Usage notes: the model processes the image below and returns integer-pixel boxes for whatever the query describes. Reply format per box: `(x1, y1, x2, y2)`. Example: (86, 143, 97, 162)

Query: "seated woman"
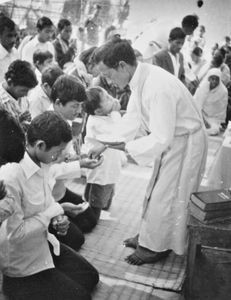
(194, 68, 228, 135)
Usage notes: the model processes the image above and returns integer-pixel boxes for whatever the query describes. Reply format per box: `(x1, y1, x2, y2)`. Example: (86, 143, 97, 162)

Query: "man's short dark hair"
(94, 38, 136, 68)
(33, 50, 53, 65)
(50, 74, 87, 105)
(27, 111, 72, 150)
(169, 27, 186, 41)
(0, 15, 16, 35)
(57, 18, 71, 31)
(83, 87, 102, 115)
(41, 64, 63, 87)
(37, 16, 53, 31)
(0, 108, 25, 165)
(181, 15, 199, 31)
(5, 60, 38, 88)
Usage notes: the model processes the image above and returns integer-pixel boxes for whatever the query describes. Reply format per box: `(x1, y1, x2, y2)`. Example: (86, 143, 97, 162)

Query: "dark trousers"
(2, 243, 99, 300)
(50, 189, 97, 251)
(60, 188, 97, 233)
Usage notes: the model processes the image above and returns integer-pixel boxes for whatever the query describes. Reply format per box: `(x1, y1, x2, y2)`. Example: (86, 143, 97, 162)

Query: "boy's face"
(55, 100, 83, 121)
(60, 25, 72, 42)
(38, 26, 54, 42)
(95, 89, 114, 116)
(37, 141, 67, 164)
(169, 38, 185, 55)
(0, 26, 17, 51)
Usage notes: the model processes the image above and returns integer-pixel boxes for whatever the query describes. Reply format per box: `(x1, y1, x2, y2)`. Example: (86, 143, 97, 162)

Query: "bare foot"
(125, 245, 171, 265)
(123, 234, 139, 249)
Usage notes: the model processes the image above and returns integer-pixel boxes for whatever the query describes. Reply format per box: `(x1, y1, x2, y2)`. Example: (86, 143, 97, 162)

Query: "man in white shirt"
(21, 16, 55, 65)
(152, 27, 186, 83)
(0, 15, 19, 82)
(91, 38, 207, 265)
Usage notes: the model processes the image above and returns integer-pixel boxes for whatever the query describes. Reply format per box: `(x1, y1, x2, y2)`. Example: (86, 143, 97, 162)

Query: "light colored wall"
(126, 0, 231, 52)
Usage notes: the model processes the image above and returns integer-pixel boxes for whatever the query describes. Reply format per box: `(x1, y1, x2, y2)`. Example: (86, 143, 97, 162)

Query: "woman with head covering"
(194, 68, 228, 135)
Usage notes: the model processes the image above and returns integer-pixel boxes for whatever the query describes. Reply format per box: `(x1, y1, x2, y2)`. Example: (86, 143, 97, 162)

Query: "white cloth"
(0, 44, 19, 82)
(28, 84, 51, 119)
(132, 19, 179, 62)
(0, 152, 81, 277)
(21, 35, 55, 65)
(194, 68, 228, 134)
(84, 111, 123, 185)
(113, 63, 207, 254)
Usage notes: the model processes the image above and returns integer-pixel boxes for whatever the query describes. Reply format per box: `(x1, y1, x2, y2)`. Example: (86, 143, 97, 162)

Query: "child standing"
(83, 86, 124, 221)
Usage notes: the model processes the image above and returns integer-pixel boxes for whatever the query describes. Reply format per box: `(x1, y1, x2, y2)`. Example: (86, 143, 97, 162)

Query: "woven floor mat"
(92, 275, 154, 300)
(79, 165, 186, 292)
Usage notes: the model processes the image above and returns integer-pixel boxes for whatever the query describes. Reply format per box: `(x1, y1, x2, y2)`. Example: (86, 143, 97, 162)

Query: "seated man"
(0, 60, 37, 129)
(152, 27, 186, 83)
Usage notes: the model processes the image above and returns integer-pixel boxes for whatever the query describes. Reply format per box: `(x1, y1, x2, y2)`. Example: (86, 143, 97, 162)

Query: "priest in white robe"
(91, 38, 208, 265)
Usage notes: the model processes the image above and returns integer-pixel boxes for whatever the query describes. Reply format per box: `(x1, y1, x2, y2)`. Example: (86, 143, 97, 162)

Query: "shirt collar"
(129, 62, 141, 90)
(20, 152, 40, 179)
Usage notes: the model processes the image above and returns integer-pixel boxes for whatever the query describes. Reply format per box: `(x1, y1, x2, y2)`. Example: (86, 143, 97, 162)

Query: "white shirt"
(28, 84, 51, 119)
(0, 44, 19, 82)
(84, 111, 123, 185)
(21, 35, 55, 65)
(168, 52, 180, 77)
(0, 152, 81, 277)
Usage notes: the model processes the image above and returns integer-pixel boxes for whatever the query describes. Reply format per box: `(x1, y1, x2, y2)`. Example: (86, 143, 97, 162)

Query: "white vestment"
(114, 63, 208, 255)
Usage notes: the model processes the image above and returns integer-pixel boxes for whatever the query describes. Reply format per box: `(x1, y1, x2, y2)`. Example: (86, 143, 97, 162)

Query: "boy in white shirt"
(28, 64, 63, 119)
(32, 49, 53, 83)
(0, 111, 100, 299)
(50, 75, 99, 238)
(83, 86, 124, 221)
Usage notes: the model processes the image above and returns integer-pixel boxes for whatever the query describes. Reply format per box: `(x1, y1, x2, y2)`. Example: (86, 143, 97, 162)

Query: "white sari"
(194, 68, 228, 135)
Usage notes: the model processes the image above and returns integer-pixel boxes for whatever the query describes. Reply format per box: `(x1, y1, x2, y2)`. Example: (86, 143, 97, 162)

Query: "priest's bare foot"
(123, 234, 139, 249)
(125, 245, 171, 265)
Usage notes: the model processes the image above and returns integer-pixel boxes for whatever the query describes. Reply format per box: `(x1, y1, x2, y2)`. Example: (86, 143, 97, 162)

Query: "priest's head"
(94, 37, 137, 89)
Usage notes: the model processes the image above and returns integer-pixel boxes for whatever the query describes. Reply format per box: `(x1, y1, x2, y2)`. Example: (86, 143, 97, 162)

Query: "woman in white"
(90, 38, 208, 265)
(194, 68, 228, 135)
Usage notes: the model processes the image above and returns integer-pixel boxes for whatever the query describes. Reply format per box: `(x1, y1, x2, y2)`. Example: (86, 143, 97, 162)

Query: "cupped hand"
(51, 214, 70, 235)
